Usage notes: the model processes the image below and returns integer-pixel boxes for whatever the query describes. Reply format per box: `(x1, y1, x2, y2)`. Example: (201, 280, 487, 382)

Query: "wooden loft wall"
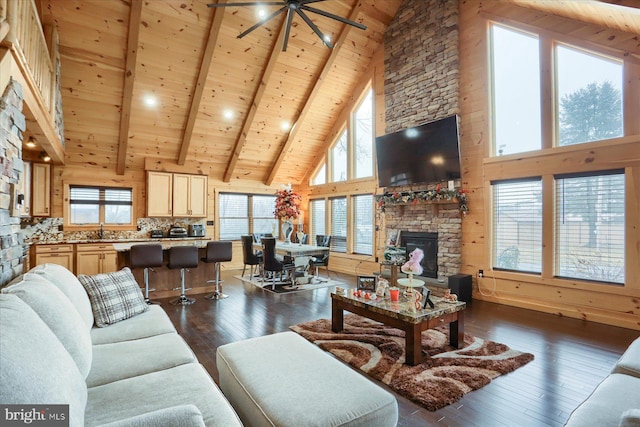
(459, 1, 640, 330)
(0, 0, 64, 163)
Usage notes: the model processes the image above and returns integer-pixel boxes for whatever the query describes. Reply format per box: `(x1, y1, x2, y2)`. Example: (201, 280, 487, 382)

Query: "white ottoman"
(216, 331, 398, 427)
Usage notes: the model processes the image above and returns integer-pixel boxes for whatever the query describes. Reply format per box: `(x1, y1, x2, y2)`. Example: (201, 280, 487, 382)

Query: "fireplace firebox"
(400, 231, 438, 278)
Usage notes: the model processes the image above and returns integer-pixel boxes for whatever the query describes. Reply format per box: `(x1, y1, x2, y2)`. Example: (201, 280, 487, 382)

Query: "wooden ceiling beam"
(177, 1, 226, 165)
(222, 17, 287, 182)
(115, 0, 142, 175)
(265, 2, 365, 186)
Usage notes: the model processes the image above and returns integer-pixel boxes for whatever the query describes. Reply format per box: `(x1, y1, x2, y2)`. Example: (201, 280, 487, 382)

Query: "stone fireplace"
(381, 193, 462, 278)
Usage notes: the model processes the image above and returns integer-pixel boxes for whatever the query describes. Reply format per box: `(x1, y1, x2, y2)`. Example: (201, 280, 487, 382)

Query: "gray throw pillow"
(78, 267, 148, 328)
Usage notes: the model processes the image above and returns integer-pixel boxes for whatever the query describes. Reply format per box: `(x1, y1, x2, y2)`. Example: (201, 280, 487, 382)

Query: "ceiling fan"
(207, 0, 367, 52)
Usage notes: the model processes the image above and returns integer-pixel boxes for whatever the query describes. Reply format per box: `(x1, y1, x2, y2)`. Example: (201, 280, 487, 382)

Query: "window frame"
(63, 182, 137, 230)
(485, 18, 632, 290)
(217, 192, 278, 241)
(310, 83, 375, 187)
(489, 22, 626, 156)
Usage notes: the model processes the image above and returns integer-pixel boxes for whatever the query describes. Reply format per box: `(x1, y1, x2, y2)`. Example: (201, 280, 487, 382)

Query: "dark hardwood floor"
(159, 269, 639, 427)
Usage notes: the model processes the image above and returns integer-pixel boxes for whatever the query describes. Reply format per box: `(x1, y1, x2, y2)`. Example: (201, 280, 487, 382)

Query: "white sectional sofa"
(1, 263, 399, 427)
(0, 263, 242, 427)
(565, 336, 640, 426)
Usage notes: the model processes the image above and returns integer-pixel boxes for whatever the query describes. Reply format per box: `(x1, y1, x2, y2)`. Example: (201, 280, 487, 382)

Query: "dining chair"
(261, 237, 296, 290)
(241, 235, 263, 278)
(309, 235, 331, 279)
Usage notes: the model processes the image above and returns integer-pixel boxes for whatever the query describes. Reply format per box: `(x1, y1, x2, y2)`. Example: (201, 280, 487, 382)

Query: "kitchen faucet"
(98, 223, 104, 240)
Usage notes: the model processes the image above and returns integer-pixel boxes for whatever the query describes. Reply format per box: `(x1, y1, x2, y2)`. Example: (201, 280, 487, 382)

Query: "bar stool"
(129, 244, 164, 305)
(201, 241, 232, 300)
(168, 246, 199, 305)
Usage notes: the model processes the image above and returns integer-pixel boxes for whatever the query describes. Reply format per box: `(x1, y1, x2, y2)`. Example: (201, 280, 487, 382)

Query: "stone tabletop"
(331, 291, 466, 324)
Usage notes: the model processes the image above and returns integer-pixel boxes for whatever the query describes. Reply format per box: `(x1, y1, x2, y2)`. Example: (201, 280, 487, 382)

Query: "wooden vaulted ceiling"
(42, 0, 403, 185)
(39, 0, 640, 187)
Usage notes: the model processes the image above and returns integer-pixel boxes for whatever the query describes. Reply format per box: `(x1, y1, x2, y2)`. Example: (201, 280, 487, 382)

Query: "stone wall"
(381, 0, 462, 277)
(0, 79, 26, 286)
(384, 0, 459, 133)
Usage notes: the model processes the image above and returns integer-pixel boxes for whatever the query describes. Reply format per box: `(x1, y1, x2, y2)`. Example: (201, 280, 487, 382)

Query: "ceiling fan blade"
(301, 5, 367, 30)
(237, 6, 286, 39)
(207, 2, 283, 7)
(299, 0, 329, 4)
(281, 8, 295, 52)
(295, 9, 333, 49)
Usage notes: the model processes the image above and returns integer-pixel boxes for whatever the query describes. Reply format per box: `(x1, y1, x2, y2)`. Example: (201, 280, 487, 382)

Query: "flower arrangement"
(274, 183, 302, 220)
(374, 184, 469, 214)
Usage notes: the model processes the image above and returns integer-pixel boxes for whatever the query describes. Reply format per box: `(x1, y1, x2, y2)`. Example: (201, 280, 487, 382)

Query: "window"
(353, 194, 373, 255)
(219, 194, 248, 240)
(310, 199, 326, 242)
(557, 45, 623, 146)
(330, 197, 347, 253)
(312, 163, 326, 186)
(252, 195, 279, 236)
(354, 90, 374, 179)
(555, 171, 624, 284)
(69, 186, 132, 225)
(218, 193, 278, 241)
(331, 130, 348, 182)
(491, 25, 541, 155)
(492, 179, 542, 273)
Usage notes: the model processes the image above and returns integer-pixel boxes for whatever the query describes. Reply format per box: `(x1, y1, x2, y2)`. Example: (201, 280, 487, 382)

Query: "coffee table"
(331, 291, 466, 366)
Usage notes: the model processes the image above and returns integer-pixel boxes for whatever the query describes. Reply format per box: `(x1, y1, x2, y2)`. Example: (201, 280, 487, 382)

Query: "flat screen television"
(375, 115, 461, 188)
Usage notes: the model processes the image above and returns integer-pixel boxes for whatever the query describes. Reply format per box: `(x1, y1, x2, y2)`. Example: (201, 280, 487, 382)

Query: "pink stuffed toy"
(401, 248, 424, 276)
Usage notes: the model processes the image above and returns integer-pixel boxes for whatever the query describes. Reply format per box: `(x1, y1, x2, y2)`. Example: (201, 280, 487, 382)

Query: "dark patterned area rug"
(290, 314, 534, 411)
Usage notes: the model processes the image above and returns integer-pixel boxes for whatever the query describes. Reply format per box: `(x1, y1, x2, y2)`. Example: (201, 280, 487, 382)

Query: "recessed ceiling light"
(258, 8, 266, 19)
(280, 121, 290, 131)
(144, 95, 157, 107)
(223, 109, 234, 120)
(323, 35, 331, 44)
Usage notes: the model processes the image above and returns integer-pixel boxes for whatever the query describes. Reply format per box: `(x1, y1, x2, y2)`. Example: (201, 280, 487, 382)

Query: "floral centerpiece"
(274, 183, 301, 220)
(274, 184, 301, 244)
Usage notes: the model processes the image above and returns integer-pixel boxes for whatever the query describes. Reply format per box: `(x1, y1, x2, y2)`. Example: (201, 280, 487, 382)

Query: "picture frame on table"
(420, 287, 435, 309)
(356, 275, 377, 292)
(385, 229, 401, 247)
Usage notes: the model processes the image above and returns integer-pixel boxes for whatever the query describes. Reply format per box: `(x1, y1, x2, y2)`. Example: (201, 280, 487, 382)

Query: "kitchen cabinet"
(173, 173, 207, 217)
(33, 244, 74, 271)
(147, 172, 173, 217)
(31, 162, 51, 217)
(18, 161, 31, 217)
(76, 243, 118, 276)
(147, 172, 207, 218)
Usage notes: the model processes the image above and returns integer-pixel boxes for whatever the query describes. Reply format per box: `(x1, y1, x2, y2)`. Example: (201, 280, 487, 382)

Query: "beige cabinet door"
(76, 252, 102, 276)
(147, 172, 172, 217)
(102, 250, 118, 273)
(33, 244, 74, 271)
(32, 163, 51, 216)
(19, 161, 31, 217)
(188, 174, 207, 217)
(172, 174, 190, 217)
(76, 244, 118, 275)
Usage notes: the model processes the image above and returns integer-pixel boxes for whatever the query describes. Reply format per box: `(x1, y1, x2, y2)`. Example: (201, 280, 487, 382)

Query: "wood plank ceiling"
(42, 0, 402, 185)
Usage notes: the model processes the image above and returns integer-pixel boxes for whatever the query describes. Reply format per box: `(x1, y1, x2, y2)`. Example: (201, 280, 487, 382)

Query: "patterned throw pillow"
(78, 267, 148, 328)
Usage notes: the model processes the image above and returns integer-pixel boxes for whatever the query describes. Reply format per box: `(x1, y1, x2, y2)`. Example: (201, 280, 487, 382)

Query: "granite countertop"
(112, 238, 212, 251)
(33, 237, 211, 247)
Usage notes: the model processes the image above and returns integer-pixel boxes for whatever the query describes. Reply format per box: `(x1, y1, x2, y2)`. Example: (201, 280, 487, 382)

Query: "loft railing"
(3, 0, 55, 118)
(0, 0, 9, 42)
